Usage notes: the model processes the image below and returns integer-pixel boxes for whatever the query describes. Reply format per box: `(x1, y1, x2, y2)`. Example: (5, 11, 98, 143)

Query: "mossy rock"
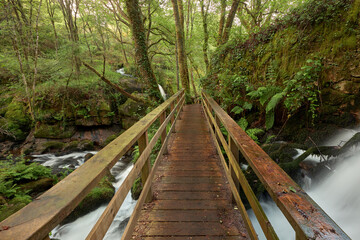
(131, 177, 142, 200)
(0, 195, 32, 222)
(63, 173, 115, 223)
(78, 140, 95, 150)
(34, 124, 75, 139)
(63, 141, 80, 152)
(41, 141, 65, 153)
(118, 98, 145, 117)
(19, 178, 54, 197)
(102, 132, 124, 147)
(1, 100, 31, 140)
(122, 118, 137, 129)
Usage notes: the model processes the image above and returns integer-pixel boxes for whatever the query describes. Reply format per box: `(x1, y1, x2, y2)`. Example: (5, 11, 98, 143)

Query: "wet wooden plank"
(138, 210, 221, 222)
(139, 222, 241, 236)
(203, 93, 351, 240)
(158, 176, 223, 184)
(136, 237, 245, 240)
(157, 164, 220, 171)
(0, 91, 185, 240)
(159, 161, 219, 168)
(157, 170, 222, 177)
(155, 191, 227, 200)
(131, 104, 249, 240)
(154, 183, 225, 191)
(150, 200, 231, 210)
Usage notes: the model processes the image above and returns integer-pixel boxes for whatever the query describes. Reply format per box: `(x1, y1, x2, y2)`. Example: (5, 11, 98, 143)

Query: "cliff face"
(203, 0, 360, 144)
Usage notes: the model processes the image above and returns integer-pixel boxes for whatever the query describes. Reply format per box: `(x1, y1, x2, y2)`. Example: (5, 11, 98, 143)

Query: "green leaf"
(266, 92, 285, 113)
(243, 102, 253, 110)
(237, 118, 248, 130)
(231, 106, 244, 115)
(265, 110, 275, 130)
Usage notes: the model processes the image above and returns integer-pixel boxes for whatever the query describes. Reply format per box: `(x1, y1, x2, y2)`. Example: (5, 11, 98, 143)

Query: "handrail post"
(138, 131, 152, 202)
(215, 115, 221, 144)
(229, 135, 240, 203)
(170, 102, 176, 133)
(160, 111, 167, 153)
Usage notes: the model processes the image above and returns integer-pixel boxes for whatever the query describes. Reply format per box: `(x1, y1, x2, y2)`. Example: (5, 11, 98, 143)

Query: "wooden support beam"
(202, 92, 351, 240)
(0, 90, 184, 240)
(138, 131, 152, 203)
(229, 134, 240, 203)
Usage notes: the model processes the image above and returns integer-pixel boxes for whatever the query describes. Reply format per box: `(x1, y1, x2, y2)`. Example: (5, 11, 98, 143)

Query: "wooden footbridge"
(0, 90, 351, 240)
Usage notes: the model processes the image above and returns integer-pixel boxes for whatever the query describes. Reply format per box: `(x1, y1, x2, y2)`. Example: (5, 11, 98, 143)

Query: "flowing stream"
(249, 128, 360, 239)
(32, 152, 136, 239)
(32, 130, 360, 239)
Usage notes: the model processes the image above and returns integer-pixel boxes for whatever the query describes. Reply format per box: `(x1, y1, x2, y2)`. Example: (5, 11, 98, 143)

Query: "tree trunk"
(171, 0, 190, 95)
(217, 0, 226, 46)
(200, 0, 210, 73)
(125, 0, 160, 99)
(221, 0, 240, 45)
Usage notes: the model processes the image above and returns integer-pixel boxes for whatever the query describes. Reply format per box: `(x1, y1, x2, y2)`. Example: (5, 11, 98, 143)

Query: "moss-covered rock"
(0, 195, 32, 222)
(64, 172, 115, 223)
(122, 118, 137, 129)
(131, 177, 142, 200)
(19, 178, 54, 197)
(34, 123, 75, 139)
(41, 141, 65, 153)
(118, 98, 145, 118)
(1, 100, 31, 140)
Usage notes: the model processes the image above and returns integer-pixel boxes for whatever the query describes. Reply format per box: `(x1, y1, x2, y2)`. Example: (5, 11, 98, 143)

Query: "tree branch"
(83, 62, 147, 104)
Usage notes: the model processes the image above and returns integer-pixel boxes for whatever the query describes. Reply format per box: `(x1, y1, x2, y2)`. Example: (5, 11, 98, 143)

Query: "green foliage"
(237, 118, 248, 130)
(284, 58, 322, 121)
(1, 155, 53, 184)
(246, 128, 265, 144)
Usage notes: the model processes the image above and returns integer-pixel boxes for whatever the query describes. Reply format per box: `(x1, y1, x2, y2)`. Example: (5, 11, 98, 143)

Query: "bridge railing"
(201, 92, 350, 240)
(0, 89, 185, 240)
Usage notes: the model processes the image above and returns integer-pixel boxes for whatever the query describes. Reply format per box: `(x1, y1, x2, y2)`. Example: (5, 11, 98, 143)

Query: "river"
(32, 128, 360, 239)
(33, 152, 136, 239)
(248, 128, 360, 239)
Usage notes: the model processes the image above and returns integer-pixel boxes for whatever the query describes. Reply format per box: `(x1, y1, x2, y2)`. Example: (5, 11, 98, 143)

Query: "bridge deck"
(132, 104, 250, 239)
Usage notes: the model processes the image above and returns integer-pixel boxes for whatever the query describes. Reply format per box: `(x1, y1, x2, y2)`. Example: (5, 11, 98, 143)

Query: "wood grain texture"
(202, 92, 351, 240)
(131, 104, 249, 239)
(0, 91, 184, 240)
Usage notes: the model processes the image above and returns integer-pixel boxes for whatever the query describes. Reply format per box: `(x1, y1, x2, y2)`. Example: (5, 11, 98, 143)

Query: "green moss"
(342, 35, 357, 49)
(63, 141, 80, 151)
(64, 174, 115, 223)
(34, 124, 75, 139)
(347, 0, 360, 23)
(78, 140, 95, 150)
(131, 177, 142, 200)
(0, 195, 32, 221)
(42, 141, 65, 153)
(1, 100, 31, 140)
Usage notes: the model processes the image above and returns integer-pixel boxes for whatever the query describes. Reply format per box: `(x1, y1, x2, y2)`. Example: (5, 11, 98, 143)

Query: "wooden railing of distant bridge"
(0, 89, 350, 240)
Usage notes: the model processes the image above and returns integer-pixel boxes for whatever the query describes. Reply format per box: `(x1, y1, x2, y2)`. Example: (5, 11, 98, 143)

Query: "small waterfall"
(116, 67, 132, 77)
(32, 152, 136, 239)
(248, 129, 360, 239)
(158, 84, 167, 100)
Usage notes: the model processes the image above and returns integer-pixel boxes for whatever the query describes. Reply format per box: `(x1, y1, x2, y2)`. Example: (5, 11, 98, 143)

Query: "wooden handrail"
(0, 90, 185, 240)
(201, 92, 350, 240)
(201, 95, 277, 240)
(87, 93, 185, 239)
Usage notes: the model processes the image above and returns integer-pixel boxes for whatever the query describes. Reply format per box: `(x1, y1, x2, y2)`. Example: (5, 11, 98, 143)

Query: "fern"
(231, 106, 244, 115)
(243, 102, 253, 110)
(237, 118, 248, 130)
(246, 128, 264, 144)
(266, 92, 285, 113)
(265, 110, 275, 130)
